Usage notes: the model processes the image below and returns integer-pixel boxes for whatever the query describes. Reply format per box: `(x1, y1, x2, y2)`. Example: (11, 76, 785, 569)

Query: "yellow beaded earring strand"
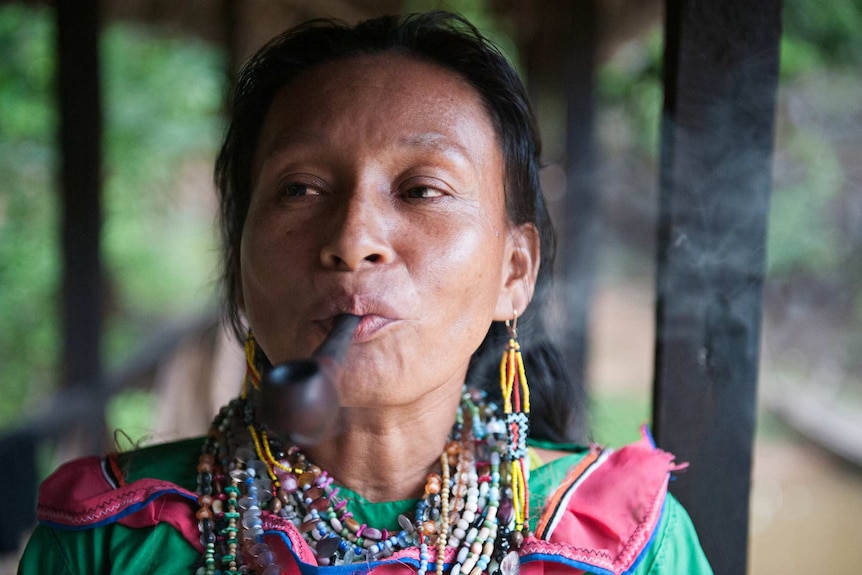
(500, 311, 531, 534)
(243, 329, 262, 397)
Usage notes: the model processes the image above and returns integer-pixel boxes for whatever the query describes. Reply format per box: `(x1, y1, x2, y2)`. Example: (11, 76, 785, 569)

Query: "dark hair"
(215, 11, 584, 443)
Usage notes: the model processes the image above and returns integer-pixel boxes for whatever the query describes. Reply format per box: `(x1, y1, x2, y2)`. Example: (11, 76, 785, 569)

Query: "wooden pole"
(57, 0, 105, 454)
(653, 1, 782, 573)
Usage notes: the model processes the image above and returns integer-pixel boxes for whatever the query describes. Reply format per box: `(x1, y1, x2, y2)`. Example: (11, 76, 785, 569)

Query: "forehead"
(253, 53, 501, 167)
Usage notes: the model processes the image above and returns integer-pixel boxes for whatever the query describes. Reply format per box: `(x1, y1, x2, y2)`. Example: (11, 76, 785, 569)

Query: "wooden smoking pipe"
(257, 314, 360, 446)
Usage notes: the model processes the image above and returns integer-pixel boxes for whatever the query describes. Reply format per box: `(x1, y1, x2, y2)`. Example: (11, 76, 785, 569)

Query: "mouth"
(352, 314, 397, 341)
(312, 295, 400, 343)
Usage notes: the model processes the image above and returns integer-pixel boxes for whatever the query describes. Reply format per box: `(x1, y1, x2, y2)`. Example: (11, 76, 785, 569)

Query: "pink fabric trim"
(263, 514, 466, 574)
(36, 455, 203, 552)
(263, 514, 317, 565)
(537, 433, 674, 574)
(258, 523, 595, 574)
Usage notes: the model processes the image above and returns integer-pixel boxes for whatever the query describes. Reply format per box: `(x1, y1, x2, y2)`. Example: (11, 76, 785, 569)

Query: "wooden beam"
(653, 1, 782, 573)
(57, 0, 105, 454)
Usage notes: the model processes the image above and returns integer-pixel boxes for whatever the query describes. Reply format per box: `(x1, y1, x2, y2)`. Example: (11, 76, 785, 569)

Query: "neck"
(300, 383, 463, 502)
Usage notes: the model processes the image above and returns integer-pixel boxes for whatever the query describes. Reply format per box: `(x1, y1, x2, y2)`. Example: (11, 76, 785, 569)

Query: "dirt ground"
(749, 435, 862, 574)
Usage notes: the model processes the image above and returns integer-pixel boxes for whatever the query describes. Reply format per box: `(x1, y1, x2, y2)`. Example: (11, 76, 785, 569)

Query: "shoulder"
(523, 432, 711, 574)
(20, 438, 206, 574)
(115, 436, 205, 487)
(37, 436, 204, 525)
(18, 520, 200, 575)
(634, 493, 713, 574)
(27, 437, 205, 572)
(533, 436, 674, 544)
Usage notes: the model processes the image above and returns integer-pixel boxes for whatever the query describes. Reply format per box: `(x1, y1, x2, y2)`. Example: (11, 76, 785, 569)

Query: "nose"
(319, 193, 394, 270)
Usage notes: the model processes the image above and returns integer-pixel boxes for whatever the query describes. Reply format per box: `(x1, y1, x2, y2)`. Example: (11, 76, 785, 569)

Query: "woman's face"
(241, 53, 535, 408)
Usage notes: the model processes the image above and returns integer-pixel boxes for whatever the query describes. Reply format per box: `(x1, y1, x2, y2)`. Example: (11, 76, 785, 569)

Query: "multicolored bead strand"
(436, 450, 451, 575)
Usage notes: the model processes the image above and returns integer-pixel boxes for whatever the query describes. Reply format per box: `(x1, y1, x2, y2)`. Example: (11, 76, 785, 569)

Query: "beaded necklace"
(195, 388, 527, 575)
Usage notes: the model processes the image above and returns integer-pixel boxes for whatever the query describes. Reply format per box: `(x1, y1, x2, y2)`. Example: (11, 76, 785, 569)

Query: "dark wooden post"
(653, 1, 782, 573)
(57, 0, 105, 454)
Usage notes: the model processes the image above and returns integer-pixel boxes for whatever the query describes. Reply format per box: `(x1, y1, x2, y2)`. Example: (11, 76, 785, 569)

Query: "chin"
(335, 380, 422, 410)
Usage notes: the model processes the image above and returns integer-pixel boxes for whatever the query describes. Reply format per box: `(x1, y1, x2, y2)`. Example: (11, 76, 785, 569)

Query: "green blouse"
(18, 437, 713, 574)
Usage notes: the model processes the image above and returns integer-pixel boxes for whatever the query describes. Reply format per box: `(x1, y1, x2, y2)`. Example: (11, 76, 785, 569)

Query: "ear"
(493, 223, 540, 321)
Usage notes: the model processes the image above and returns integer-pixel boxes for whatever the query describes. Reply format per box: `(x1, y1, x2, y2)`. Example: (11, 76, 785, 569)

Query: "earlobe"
(493, 223, 540, 321)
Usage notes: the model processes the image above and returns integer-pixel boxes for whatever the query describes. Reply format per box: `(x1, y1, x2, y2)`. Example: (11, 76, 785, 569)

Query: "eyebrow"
(260, 131, 323, 161)
(261, 131, 472, 164)
(396, 133, 471, 161)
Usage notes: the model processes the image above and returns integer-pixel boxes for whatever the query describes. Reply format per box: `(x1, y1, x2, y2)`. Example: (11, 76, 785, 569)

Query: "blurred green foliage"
(766, 115, 846, 275)
(0, 6, 60, 422)
(0, 5, 224, 424)
(99, 21, 225, 363)
(589, 391, 650, 448)
(781, 0, 862, 75)
(767, 0, 862, 280)
(107, 389, 158, 448)
(596, 1, 862, 284)
(597, 28, 664, 158)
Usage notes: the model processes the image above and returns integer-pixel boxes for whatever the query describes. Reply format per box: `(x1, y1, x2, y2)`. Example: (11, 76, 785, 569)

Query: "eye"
(404, 185, 444, 199)
(280, 182, 321, 198)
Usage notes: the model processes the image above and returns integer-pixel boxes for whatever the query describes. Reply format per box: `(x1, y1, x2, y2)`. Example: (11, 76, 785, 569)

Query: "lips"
(351, 314, 396, 341)
(312, 293, 401, 342)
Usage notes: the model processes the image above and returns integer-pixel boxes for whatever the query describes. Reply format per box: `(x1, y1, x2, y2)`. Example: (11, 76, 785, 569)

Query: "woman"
(19, 12, 712, 575)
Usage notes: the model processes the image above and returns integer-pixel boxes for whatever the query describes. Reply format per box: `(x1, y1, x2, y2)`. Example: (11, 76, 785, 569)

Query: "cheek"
(418, 223, 506, 314)
(241, 217, 273, 293)
(240, 212, 304, 309)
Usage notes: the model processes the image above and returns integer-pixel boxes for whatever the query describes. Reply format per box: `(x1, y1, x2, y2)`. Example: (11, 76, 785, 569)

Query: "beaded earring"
(243, 329, 264, 395)
(499, 311, 530, 535)
(242, 330, 285, 492)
